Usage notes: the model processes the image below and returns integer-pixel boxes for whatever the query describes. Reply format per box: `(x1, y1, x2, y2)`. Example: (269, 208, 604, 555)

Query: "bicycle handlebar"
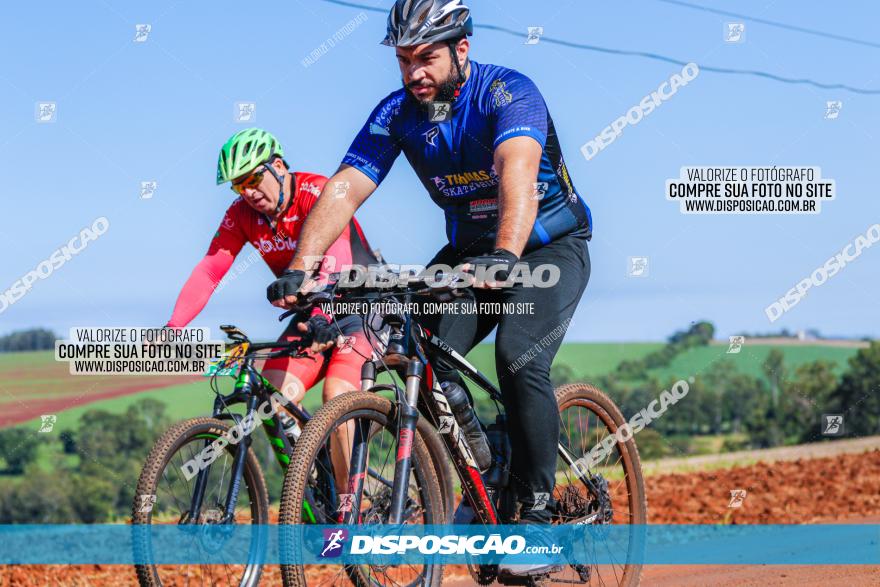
(277, 271, 473, 322)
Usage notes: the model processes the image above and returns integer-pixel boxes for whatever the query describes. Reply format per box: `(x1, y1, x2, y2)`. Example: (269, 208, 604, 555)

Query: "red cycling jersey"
(167, 171, 375, 328)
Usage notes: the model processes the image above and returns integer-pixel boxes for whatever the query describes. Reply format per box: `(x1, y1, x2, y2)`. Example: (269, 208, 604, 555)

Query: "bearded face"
(396, 40, 467, 109)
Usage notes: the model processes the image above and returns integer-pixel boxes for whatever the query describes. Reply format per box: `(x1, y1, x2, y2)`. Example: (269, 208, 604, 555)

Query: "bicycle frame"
(184, 332, 393, 526)
(184, 341, 314, 525)
(340, 306, 599, 527)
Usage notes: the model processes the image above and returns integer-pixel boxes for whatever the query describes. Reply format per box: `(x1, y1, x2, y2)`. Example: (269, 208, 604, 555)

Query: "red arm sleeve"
(166, 207, 246, 328)
(166, 251, 236, 328)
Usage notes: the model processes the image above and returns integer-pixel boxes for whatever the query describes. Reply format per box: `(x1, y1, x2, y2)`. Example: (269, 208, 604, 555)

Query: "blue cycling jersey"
(342, 61, 592, 254)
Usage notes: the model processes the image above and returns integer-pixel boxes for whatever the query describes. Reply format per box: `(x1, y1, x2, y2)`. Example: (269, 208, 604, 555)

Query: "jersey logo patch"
(369, 123, 391, 136)
(370, 94, 404, 136)
(469, 198, 498, 215)
(300, 182, 322, 196)
(423, 126, 440, 147)
(490, 79, 513, 107)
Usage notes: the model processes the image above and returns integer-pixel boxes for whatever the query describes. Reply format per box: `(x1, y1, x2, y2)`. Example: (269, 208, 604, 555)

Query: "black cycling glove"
(267, 269, 306, 303)
(462, 248, 520, 283)
(304, 314, 337, 345)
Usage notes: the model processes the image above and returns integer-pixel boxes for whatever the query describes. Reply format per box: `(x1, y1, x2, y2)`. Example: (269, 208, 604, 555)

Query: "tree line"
(0, 400, 284, 523)
(0, 328, 56, 352)
(552, 322, 880, 459)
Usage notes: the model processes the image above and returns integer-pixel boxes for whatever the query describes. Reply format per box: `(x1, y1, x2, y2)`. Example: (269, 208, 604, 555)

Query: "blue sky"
(1, 0, 878, 342)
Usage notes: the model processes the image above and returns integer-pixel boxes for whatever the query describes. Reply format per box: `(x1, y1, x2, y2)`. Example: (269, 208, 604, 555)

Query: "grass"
(1, 343, 663, 428)
(644, 344, 858, 383)
(465, 342, 663, 386)
(13, 380, 209, 432)
(0, 341, 861, 434)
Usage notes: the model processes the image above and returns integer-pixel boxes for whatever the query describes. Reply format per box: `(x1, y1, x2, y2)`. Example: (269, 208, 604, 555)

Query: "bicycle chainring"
(468, 562, 498, 585)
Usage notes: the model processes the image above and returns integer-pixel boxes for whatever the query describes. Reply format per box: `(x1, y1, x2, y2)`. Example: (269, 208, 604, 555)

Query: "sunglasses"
(230, 169, 266, 194)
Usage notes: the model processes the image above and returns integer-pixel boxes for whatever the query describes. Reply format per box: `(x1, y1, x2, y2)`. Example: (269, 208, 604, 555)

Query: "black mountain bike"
(279, 275, 647, 587)
(131, 323, 452, 587)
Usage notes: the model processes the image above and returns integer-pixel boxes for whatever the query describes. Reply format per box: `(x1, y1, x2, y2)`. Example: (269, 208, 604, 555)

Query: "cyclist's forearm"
(167, 251, 234, 327)
(291, 166, 375, 272)
(494, 137, 541, 256)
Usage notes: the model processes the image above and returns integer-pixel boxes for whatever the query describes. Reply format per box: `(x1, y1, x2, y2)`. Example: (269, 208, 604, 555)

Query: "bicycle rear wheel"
(132, 417, 269, 587)
(550, 383, 647, 587)
(279, 392, 444, 587)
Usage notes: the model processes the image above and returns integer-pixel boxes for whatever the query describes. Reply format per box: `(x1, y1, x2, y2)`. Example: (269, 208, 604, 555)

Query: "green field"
(1, 341, 860, 433)
(644, 343, 859, 383)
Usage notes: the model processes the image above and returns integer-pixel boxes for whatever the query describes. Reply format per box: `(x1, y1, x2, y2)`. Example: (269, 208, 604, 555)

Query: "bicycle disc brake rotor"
(197, 508, 234, 553)
(556, 473, 613, 525)
(361, 486, 392, 524)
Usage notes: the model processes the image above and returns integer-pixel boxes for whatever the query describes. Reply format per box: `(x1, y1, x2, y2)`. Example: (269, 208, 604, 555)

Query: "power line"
(656, 0, 880, 50)
(318, 0, 880, 95)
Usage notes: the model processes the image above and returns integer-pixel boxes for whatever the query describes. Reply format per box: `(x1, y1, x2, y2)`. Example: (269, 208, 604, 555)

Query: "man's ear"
(456, 38, 470, 68)
(273, 156, 290, 174)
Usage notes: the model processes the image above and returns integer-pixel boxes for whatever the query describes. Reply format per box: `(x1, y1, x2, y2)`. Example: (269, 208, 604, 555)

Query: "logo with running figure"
(727, 336, 745, 354)
(724, 22, 745, 43)
(530, 492, 550, 511)
(429, 101, 451, 122)
(140, 180, 158, 200)
(525, 26, 544, 45)
(320, 528, 348, 558)
(38, 415, 57, 433)
(824, 101, 843, 120)
(821, 414, 844, 436)
(627, 256, 649, 277)
(134, 24, 151, 42)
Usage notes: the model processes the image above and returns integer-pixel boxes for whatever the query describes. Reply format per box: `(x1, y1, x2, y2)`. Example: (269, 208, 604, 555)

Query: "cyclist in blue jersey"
(268, 0, 592, 575)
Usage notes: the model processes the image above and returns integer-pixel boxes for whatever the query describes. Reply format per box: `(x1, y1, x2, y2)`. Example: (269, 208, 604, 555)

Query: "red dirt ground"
(0, 356, 199, 428)
(0, 380, 199, 428)
(1, 449, 878, 586)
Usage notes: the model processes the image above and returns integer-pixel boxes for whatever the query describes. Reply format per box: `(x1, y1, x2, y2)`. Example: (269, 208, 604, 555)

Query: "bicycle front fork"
(341, 360, 423, 524)
(387, 361, 424, 524)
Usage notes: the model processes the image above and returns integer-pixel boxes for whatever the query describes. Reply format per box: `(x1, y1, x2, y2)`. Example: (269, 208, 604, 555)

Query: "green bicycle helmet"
(216, 128, 284, 184)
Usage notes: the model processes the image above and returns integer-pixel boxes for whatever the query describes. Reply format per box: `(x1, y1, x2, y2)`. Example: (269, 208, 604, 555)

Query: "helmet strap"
(262, 161, 289, 223)
(448, 41, 468, 99)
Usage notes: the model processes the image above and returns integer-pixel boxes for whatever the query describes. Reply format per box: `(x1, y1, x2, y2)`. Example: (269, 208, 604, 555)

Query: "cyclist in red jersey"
(166, 128, 377, 425)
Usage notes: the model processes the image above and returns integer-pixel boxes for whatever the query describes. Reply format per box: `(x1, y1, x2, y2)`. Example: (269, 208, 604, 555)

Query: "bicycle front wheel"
(279, 392, 444, 587)
(132, 417, 269, 587)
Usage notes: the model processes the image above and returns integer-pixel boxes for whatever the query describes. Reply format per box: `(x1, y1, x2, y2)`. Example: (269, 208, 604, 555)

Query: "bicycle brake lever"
(277, 291, 335, 322)
(278, 308, 301, 322)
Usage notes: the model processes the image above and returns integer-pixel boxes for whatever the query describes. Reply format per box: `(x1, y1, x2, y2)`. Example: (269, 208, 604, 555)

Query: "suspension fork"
(186, 400, 232, 522)
(387, 360, 423, 524)
(222, 394, 259, 521)
(340, 416, 371, 524)
(183, 393, 259, 524)
(360, 360, 377, 391)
